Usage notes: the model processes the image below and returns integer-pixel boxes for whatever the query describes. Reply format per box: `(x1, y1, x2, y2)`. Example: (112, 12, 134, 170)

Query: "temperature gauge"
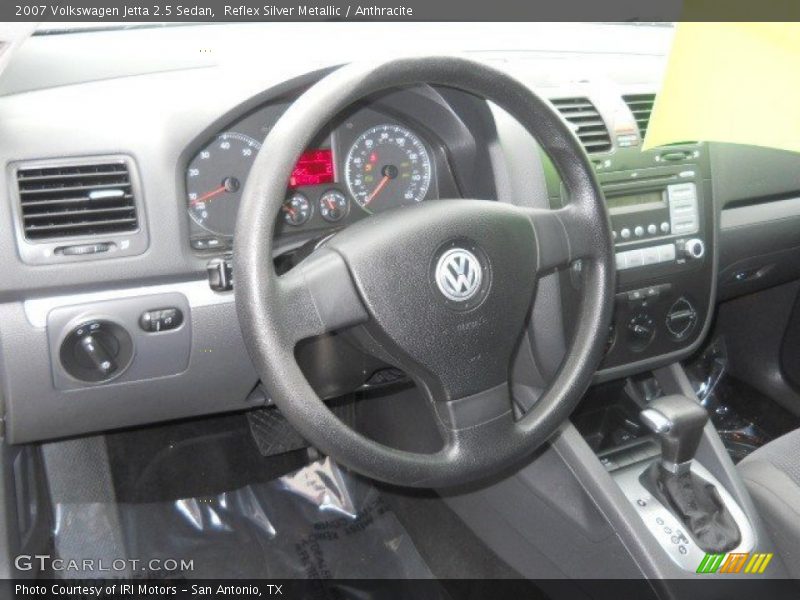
(282, 193, 311, 226)
(319, 190, 349, 223)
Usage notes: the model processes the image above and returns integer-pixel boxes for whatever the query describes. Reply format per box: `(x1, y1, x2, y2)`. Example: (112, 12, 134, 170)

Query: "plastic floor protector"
(51, 457, 434, 579)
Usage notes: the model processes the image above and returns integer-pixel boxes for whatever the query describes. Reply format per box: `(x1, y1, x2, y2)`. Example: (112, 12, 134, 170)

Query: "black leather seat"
(738, 428, 800, 577)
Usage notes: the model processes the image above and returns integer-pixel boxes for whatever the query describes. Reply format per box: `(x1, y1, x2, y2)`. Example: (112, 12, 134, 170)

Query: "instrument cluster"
(185, 102, 440, 252)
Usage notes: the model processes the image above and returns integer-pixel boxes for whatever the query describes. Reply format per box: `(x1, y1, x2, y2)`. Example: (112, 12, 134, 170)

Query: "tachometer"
(186, 132, 261, 237)
(344, 124, 432, 213)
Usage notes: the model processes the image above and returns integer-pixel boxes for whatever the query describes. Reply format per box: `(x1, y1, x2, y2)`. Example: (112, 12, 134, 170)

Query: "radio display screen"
(607, 191, 666, 214)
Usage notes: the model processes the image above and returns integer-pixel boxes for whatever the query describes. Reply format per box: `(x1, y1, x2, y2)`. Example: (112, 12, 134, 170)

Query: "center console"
(602, 148, 715, 378)
(549, 143, 716, 379)
(600, 152, 714, 376)
(605, 391, 755, 571)
(444, 365, 786, 588)
(600, 150, 714, 372)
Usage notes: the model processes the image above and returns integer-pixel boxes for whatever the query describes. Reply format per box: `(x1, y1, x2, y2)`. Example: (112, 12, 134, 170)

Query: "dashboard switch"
(140, 308, 183, 332)
(57, 242, 112, 256)
(59, 320, 133, 383)
(207, 257, 234, 291)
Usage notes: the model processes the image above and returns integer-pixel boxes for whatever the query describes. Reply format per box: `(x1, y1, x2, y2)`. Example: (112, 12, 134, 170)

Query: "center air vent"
(551, 97, 612, 153)
(16, 160, 138, 241)
(623, 94, 656, 138)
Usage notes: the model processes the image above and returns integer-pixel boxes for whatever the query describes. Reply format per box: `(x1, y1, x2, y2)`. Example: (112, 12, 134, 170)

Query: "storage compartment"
(571, 380, 660, 472)
(572, 382, 645, 451)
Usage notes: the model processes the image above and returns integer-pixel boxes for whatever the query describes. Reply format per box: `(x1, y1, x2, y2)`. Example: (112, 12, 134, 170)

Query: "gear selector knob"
(640, 395, 708, 474)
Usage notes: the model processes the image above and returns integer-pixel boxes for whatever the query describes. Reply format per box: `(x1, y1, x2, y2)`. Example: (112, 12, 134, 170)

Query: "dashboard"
(185, 103, 445, 252)
(2, 23, 800, 446)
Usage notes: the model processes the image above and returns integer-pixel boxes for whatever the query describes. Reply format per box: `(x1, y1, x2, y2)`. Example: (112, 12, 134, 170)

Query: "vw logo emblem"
(435, 248, 483, 302)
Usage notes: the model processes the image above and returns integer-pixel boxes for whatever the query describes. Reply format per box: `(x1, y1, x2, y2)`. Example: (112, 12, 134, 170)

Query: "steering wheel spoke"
(528, 205, 608, 273)
(430, 381, 515, 436)
(277, 249, 369, 344)
(405, 378, 517, 464)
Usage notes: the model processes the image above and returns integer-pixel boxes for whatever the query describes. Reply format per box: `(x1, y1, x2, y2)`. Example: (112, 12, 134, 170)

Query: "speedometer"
(186, 132, 260, 237)
(344, 124, 432, 213)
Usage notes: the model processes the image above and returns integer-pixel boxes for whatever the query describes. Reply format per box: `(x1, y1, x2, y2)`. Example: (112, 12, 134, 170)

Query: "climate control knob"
(666, 298, 698, 340)
(627, 312, 656, 352)
(683, 238, 705, 260)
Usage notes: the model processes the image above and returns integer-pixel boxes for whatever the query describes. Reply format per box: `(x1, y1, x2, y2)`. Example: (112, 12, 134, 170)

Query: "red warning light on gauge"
(289, 149, 335, 187)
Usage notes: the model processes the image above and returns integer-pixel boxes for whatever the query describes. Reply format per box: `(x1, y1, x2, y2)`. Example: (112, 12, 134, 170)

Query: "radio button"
(660, 222, 670, 234)
(634, 226, 645, 237)
(667, 183, 697, 199)
(672, 220, 698, 235)
(620, 228, 632, 240)
(645, 286, 661, 299)
(628, 289, 645, 302)
(669, 192, 694, 203)
(642, 247, 661, 265)
(626, 250, 644, 268)
(647, 224, 657, 235)
(668, 182, 699, 236)
(658, 244, 677, 262)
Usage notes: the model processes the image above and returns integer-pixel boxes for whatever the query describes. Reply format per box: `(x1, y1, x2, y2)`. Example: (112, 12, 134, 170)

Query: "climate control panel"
(604, 287, 704, 368)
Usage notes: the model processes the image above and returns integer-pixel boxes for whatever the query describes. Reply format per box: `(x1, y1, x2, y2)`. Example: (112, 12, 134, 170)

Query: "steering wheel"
(234, 56, 614, 488)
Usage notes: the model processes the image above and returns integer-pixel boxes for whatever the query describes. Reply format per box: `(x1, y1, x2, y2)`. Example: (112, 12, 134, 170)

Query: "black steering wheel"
(234, 56, 614, 488)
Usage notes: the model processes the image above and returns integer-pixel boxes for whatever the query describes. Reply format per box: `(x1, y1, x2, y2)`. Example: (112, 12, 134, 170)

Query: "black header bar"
(4, 0, 800, 23)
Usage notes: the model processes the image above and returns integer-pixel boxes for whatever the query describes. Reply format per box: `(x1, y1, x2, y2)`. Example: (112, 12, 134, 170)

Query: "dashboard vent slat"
(623, 93, 656, 138)
(16, 161, 139, 241)
(551, 97, 612, 153)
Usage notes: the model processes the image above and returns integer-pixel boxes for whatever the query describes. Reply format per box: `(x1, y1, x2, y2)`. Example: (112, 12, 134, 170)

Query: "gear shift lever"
(639, 395, 741, 553)
(640, 394, 708, 474)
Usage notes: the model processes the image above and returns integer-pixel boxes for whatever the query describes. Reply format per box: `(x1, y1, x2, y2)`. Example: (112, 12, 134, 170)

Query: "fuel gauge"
(319, 190, 349, 223)
(283, 193, 311, 226)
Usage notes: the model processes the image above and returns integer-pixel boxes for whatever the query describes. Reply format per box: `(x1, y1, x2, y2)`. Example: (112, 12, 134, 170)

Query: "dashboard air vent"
(551, 97, 612, 153)
(16, 160, 138, 241)
(623, 93, 656, 138)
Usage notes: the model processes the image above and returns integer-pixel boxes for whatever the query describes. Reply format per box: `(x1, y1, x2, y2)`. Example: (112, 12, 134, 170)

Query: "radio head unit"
(542, 141, 713, 379)
(599, 166, 703, 272)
